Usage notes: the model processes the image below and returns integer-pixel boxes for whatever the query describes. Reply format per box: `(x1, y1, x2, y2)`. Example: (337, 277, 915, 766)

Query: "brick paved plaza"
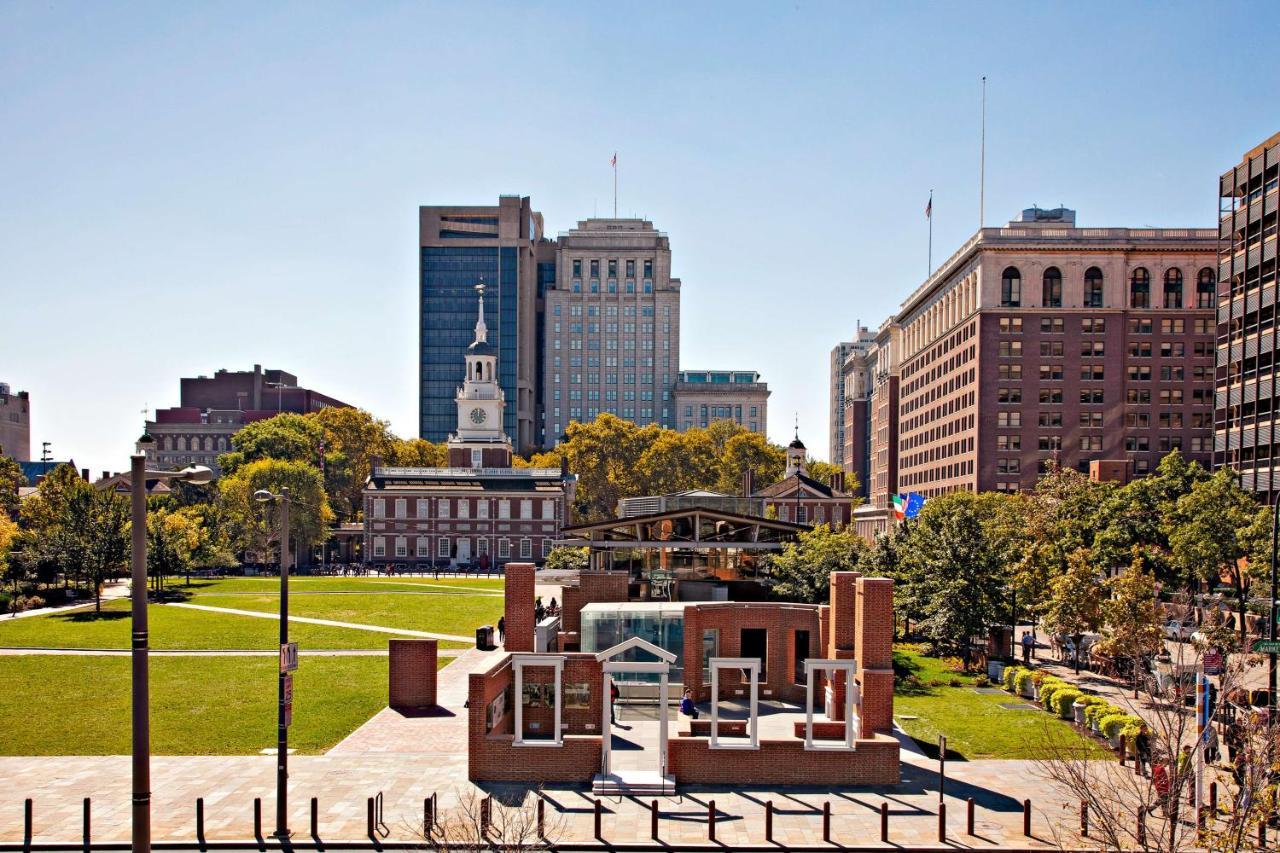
(0, 648, 1095, 849)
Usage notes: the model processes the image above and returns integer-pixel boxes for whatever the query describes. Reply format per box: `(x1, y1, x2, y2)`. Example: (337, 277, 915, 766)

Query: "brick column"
(389, 638, 438, 708)
(856, 577, 894, 733)
(504, 562, 535, 652)
(828, 571, 859, 658)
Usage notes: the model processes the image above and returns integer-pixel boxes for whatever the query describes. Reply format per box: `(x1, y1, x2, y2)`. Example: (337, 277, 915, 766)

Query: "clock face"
(469, 407, 487, 425)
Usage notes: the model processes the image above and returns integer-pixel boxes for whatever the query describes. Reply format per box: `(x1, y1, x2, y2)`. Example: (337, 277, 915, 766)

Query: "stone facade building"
(673, 369, 769, 434)
(542, 218, 681, 442)
(365, 287, 574, 568)
(0, 382, 30, 461)
(1215, 132, 1280, 498)
(142, 365, 350, 476)
(755, 434, 855, 527)
(829, 330, 873, 469)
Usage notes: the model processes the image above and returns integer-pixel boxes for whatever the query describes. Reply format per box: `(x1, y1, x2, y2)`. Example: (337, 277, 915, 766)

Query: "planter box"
(988, 660, 1006, 682)
(1020, 684, 1035, 699)
(1107, 734, 1121, 749)
(1073, 703, 1087, 725)
(1090, 719, 1101, 735)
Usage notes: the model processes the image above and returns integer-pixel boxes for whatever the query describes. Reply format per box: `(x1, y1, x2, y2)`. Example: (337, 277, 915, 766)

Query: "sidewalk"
(2, 580, 129, 620)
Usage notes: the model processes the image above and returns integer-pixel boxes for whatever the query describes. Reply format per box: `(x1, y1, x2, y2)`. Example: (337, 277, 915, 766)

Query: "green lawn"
(893, 645, 1111, 760)
(187, 576, 505, 594)
(0, 654, 449, 755)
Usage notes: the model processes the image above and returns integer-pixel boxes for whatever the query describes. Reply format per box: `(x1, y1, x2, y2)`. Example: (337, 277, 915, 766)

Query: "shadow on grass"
(908, 737, 968, 762)
(892, 650, 938, 697)
(56, 609, 129, 623)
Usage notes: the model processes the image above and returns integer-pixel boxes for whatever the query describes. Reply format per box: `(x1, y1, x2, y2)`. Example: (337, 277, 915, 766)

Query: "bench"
(682, 719, 748, 738)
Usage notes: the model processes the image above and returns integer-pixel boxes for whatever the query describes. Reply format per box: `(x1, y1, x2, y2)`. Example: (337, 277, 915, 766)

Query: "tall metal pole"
(275, 488, 291, 839)
(979, 76, 986, 231)
(129, 453, 151, 853)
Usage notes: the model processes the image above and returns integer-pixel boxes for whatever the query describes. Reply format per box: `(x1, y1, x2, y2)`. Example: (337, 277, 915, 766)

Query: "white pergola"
(803, 658, 860, 751)
(594, 637, 676, 777)
(512, 654, 564, 747)
(708, 657, 760, 749)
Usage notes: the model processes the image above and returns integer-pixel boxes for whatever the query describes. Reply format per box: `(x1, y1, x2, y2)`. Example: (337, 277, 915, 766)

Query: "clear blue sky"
(3, 1, 1276, 477)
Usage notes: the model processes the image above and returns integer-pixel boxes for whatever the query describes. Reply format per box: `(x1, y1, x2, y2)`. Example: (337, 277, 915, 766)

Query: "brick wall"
(467, 653, 602, 783)
(682, 602, 823, 704)
(560, 571, 629, 634)
(388, 639, 438, 709)
(518, 655, 604, 737)
(503, 562, 535, 652)
(667, 734, 900, 785)
(856, 577, 894, 733)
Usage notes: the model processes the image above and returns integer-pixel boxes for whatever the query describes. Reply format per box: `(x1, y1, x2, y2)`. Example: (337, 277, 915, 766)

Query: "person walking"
(1135, 724, 1152, 777)
(1204, 723, 1220, 765)
(496, 616, 506, 644)
(1021, 630, 1033, 665)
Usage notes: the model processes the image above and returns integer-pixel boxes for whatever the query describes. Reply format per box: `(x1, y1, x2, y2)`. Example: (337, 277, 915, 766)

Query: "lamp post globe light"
(254, 487, 293, 840)
(129, 435, 212, 853)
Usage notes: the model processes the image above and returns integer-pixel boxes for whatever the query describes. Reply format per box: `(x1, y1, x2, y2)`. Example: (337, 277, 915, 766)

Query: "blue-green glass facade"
(420, 246, 519, 441)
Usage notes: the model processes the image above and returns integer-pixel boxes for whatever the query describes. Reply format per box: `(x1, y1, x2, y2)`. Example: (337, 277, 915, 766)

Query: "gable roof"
(755, 473, 848, 500)
(594, 636, 677, 664)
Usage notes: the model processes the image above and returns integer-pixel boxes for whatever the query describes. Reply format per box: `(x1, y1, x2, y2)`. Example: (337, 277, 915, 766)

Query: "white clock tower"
(448, 282, 513, 467)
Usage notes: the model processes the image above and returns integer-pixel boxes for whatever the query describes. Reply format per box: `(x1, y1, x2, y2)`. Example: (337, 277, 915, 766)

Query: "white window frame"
(471, 448, 483, 468)
(520, 538, 532, 559)
(416, 537, 430, 557)
(541, 539, 553, 557)
(512, 654, 564, 747)
(416, 499, 429, 519)
(542, 499, 555, 520)
(373, 537, 386, 557)
(803, 659, 860, 751)
(521, 499, 533, 520)
(437, 499, 450, 519)
(457, 499, 470, 519)
(477, 500, 490, 519)
(709, 657, 760, 749)
(395, 537, 407, 557)
(498, 500, 511, 519)
(437, 537, 451, 558)
(373, 499, 386, 519)
(498, 539, 511, 559)
(394, 498, 407, 519)
(477, 537, 489, 556)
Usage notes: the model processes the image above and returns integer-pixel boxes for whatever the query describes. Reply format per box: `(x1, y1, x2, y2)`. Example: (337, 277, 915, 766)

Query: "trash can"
(476, 625, 493, 650)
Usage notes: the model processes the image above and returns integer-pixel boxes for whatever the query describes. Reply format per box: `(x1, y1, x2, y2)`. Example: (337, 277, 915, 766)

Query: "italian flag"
(891, 494, 906, 520)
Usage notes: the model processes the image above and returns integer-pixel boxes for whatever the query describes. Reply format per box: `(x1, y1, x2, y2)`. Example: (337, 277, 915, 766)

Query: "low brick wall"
(683, 719, 748, 738)
(388, 639, 437, 709)
(471, 734, 602, 783)
(792, 720, 850, 740)
(667, 734, 900, 785)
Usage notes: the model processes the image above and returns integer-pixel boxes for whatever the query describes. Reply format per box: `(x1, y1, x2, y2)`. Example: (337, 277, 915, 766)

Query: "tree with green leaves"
(767, 523, 865, 604)
(1167, 467, 1265, 646)
(47, 487, 130, 612)
(310, 407, 396, 522)
(217, 413, 325, 477)
(0, 456, 25, 520)
(543, 546, 588, 574)
(559, 414, 661, 520)
(895, 491, 1007, 662)
(146, 506, 203, 591)
(1041, 549, 1105, 673)
(1098, 552, 1166, 698)
(716, 432, 785, 495)
(387, 437, 449, 468)
(802, 459, 844, 488)
(636, 429, 718, 495)
(218, 459, 333, 562)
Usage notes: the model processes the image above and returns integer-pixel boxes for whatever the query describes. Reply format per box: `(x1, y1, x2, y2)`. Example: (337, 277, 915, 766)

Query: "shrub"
(1039, 680, 1067, 710)
(1053, 689, 1082, 718)
(941, 656, 965, 673)
(1003, 666, 1023, 692)
(1099, 713, 1131, 740)
(927, 678, 945, 687)
(1031, 669, 1049, 686)
(974, 674, 990, 688)
(1119, 718, 1143, 743)
(1014, 669, 1034, 694)
(948, 676, 963, 687)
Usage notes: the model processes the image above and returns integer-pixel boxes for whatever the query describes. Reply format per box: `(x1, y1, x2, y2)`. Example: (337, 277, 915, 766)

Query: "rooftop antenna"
(979, 76, 986, 231)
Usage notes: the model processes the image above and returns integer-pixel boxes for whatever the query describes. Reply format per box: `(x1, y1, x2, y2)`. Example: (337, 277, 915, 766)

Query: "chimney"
(370, 454, 383, 474)
(81, 468, 90, 482)
(742, 468, 754, 497)
(831, 472, 844, 493)
(560, 455, 569, 477)
(102, 471, 110, 482)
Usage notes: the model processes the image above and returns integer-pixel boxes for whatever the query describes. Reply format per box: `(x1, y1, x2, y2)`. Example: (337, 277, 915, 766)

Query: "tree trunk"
(1235, 576, 1248, 649)
(95, 581, 101, 613)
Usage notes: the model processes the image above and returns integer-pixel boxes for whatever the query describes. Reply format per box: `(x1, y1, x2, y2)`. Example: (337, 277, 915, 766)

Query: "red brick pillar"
(827, 572, 859, 721)
(683, 605, 703, 703)
(504, 562, 535, 652)
(389, 639, 438, 708)
(856, 577, 895, 733)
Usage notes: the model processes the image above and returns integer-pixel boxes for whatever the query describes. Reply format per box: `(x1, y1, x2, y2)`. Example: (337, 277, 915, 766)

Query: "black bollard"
(880, 801, 889, 842)
(537, 798, 545, 838)
(366, 797, 375, 839)
(1022, 799, 1031, 837)
(708, 799, 716, 842)
(765, 800, 773, 843)
(310, 797, 318, 839)
(1260, 820, 1267, 848)
(24, 799, 32, 847)
(1080, 800, 1088, 837)
(1119, 734, 1126, 767)
(594, 799, 603, 840)
(1137, 812, 1146, 847)
(254, 798, 263, 840)
(1209, 782, 1217, 815)
(966, 797, 975, 835)
(196, 797, 205, 845)
(823, 801, 831, 843)
(481, 796, 492, 837)
(651, 799, 659, 841)
(82, 798, 91, 852)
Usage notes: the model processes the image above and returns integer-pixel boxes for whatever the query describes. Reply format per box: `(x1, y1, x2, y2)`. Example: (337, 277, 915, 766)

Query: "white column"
(554, 663, 562, 743)
(749, 667, 759, 747)
(804, 664, 815, 750)
(600, 670, 611, 775)
(658, 673, 669, 777)
(513, 662, 524, 745)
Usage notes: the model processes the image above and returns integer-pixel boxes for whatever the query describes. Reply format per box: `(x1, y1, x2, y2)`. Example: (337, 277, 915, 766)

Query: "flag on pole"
(925, 197, 932, 219)
(611, 152, 617, 167)
(891, 494, 906, 521)
(904, 492, 925, 519)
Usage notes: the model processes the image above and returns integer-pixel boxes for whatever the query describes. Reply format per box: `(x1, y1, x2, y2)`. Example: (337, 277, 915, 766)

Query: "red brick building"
(363, 286, 575, 568)
(754, 433, 856, 527)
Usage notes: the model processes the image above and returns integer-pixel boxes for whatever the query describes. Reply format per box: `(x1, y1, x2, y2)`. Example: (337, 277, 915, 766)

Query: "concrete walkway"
(2, 580, 129, 620)
(166, 602, 475, 643)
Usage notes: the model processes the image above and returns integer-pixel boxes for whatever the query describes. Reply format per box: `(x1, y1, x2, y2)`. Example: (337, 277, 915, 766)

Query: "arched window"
(176, 436, 187, 452)
(1163, 268, 1183, 309)
(1197, 267, 1216, 308)
(1000, 267, 1022, 307)
(1130, 267, 1150, 309)
(204, 437, 213, 452)
(1084, 267, 1104, 307)
(217, 437, 227, 452)
(163, 436, 173, 452)
(1042, 267, 1062, 308)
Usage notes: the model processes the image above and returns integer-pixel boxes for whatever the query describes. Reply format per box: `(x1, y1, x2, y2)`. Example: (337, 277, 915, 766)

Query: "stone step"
(591, 771, 677, 797)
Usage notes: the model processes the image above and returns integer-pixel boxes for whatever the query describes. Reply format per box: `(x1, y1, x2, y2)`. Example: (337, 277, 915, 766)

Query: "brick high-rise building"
(833, 328, 875, 491)
(419, 197, 548, 451)
(886, 207, 1216, 497)
(542, 218, 681, 441)
(0, 382, 30, 461)
(1215, 132, 1280, 498)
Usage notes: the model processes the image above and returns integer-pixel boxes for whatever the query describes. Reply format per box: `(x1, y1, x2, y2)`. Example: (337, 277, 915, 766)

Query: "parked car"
(1163, 619, 1196, 641)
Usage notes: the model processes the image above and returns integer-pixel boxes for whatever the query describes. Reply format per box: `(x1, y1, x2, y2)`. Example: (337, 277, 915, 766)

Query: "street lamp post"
(129, 445, 212, 853)
(254, 488, 292, 840)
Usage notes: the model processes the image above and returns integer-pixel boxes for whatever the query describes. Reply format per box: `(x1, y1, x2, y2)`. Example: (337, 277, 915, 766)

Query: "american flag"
(925, 197, 932, 219)
(611, 152, 617, 168)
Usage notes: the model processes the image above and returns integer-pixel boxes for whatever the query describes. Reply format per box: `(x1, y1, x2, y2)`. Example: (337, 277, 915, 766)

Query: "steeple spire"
(473, 280, 488, 344)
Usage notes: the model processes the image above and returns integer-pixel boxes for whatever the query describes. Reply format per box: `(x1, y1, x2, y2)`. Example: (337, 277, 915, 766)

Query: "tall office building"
(541, 218, 681, 441)
(830, 328, 875, 468)
(1215, 132, 1280, 498)
(419, 197, 546, 451)
(889, 207, 1216, 497)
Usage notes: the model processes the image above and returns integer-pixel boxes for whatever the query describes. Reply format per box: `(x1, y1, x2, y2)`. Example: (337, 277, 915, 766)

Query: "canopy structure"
(560, 507, 808, 600)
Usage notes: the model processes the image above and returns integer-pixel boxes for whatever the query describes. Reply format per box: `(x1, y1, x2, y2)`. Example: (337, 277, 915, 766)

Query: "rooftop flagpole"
(611, 152, 617, 218)
(980, 76, 987, 230)
(926, 190, 934, 275)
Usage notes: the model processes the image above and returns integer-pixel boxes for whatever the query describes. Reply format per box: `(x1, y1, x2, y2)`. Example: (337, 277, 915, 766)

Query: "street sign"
(1252, 639, 1280, 654)
(1203, 649, 1223, 675)
(283, 674, 294, 728)
(280, 642, 299, 673)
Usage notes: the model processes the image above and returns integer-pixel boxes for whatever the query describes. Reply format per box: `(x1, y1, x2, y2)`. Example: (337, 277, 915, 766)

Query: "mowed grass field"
(893, 645, 1111, 760)
(0, 576, 501, 754)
